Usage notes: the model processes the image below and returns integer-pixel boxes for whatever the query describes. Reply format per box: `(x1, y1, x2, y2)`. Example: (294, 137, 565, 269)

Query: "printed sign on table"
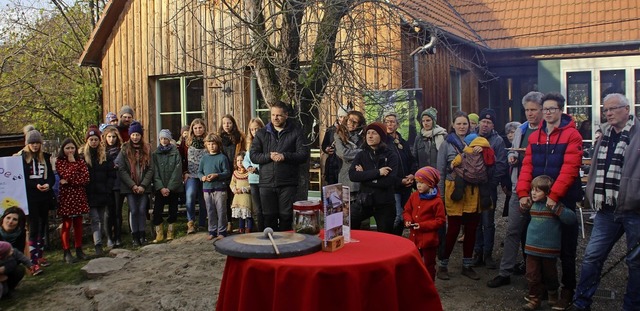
(0, 156, 28, 215)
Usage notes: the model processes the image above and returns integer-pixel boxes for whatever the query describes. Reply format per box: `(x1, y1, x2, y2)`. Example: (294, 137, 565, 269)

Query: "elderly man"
(472, 108, 507, 269)
(250, 101, 309, 231)
(516, 92, 583, 310)
(382, 111, 416, 236)
(488, 91, 544, 287)
(570, 94, 640, 311)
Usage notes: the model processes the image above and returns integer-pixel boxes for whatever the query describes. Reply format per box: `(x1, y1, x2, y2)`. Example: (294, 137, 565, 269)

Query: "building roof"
(398, 0, 640, 50)
(79, 0, 127, 66)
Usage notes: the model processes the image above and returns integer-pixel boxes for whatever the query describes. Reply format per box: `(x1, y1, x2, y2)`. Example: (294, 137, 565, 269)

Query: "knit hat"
(128, 121, 143, 136)
(337, 106, 349, 117)
(22, 124, 35, 135)
(158, 129, 172, 140)
(86, 125, 101, 141)
(119, 105, 135, 118)
(468, 113, 479, 124)
(420, 107, 438, 123)
(0, 241, 12, 259)
(415, 166, 440, 188)
(464, 133, 478, 145)
(364, 122, 387, 139)
(25, 130, 43, 144)
(479, 108, 497, 124)
(105, 112, 117, 123)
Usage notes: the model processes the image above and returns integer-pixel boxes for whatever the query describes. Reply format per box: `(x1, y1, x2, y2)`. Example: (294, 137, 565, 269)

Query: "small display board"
(322, 183, 349, 252)
(0, 156, 28, 215)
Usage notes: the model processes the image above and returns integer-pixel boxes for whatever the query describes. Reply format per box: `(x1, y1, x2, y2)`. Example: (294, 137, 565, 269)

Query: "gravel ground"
(437, 192, 627, 311)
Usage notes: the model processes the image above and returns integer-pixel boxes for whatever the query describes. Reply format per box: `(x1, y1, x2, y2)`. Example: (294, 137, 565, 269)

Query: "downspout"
(410, 34, 437, 88)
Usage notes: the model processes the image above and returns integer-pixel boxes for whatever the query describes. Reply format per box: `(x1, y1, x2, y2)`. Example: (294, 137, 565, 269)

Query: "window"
(566, 71, 593, 141)
(635, 69, 640, 119)
(156, 76, 204, 140)
(450, 69, 462, 117)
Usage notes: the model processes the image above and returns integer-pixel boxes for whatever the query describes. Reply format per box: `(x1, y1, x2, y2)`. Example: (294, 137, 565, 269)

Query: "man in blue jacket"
(571, 93, 640, 311)
(250, 101, 309, 231)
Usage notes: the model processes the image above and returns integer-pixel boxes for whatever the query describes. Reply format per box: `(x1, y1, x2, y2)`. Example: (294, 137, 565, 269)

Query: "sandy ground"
(10, 193, 628, 310)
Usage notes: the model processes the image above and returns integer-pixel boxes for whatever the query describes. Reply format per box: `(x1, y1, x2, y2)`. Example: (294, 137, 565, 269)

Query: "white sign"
(0, 156, 29, 215)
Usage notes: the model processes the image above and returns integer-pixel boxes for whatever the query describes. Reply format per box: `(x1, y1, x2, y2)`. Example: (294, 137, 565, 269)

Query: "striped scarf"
(593, 115, 634, 210)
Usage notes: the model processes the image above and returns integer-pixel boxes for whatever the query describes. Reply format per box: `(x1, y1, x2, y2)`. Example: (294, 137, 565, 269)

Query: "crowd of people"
(1, 92, 638, 311)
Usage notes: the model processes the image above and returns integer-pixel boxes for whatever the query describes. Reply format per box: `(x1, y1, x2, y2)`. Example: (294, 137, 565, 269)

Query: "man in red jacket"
(516, 92, 583, 310)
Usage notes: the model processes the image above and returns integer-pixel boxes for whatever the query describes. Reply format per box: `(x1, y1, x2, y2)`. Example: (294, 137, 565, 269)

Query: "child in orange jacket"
(403, 166, 446, 280)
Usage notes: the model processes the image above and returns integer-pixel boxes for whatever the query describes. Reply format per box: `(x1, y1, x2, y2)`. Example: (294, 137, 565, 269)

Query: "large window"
(156, 76, 204, 141)
(635, 69, 640, 118)
(566, 71, 593, 141)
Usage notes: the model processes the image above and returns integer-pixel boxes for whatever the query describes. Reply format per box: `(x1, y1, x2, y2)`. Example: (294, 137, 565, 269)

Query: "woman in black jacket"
(348, 122, 401, 233)
(83, 126, 116, 256)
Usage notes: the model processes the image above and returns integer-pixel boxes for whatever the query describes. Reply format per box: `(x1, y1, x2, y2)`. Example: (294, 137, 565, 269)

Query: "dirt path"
(11, 195, 628, 310)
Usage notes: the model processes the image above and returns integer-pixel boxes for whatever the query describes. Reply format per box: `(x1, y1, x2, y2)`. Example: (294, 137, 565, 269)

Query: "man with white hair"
(570, 93, 640, 311)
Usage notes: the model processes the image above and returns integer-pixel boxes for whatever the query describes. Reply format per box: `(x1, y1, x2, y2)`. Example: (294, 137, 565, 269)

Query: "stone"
(83, 285, 104, 299)
(81, 257, 129, 279)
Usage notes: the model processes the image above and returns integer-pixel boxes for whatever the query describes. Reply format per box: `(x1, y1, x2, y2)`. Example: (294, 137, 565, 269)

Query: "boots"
(95, 244, 104, 256)
(132, 232, 141, 247)
(153, 224, 165, 243)
(472, 252, 484, 267)
(139, 231, 147, 245)
(64, 249, 76, 264)
(461, 266, 480, 280)
(166, 224, 174, 241)
(76, 247, 88, 261)
(187, 221, 195, 234)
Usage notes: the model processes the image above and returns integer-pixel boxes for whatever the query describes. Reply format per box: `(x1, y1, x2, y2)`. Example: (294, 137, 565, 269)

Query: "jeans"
(127, 193, 148, 234)
(185, 177, 207, 226)
(499, 193, 531, 277)
(474, 208, 496, 257)
(89, 205, 106, 246)
(574, 210, 640, 310)
(259, 186, 297, 231)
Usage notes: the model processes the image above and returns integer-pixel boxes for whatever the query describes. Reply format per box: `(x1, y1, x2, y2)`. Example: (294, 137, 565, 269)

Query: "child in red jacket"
(403, 166, 446, 280)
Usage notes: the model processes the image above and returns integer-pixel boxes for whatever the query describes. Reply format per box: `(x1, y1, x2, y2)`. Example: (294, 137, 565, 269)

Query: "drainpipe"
(410, 34, 437, 88)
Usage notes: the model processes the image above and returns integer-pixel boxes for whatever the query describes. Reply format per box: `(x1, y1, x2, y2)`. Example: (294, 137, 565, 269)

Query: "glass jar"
(292, 200, 321, 235)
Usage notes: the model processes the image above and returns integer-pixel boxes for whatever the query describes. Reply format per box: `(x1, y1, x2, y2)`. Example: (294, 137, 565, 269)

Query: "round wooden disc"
(214, 232, 322, 259)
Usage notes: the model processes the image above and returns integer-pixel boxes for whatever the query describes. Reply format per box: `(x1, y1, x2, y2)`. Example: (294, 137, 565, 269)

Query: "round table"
(215, 230, 442, 311)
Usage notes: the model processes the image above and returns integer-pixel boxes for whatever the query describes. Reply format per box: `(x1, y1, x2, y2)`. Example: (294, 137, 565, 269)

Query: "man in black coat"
(250, 101, 310, 231)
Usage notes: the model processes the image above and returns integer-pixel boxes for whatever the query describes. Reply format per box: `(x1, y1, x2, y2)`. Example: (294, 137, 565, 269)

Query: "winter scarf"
(593, 115, 635, 210)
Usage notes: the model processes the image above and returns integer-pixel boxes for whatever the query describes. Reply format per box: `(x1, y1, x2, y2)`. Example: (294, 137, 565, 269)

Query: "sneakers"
(547, 290, 558, 306)
(31, 264, 43, 276)
(551, 288, 574, 310)
(487, 275, 511, 288)
(437, 266, 450, 280)
(472, 252, 484, 267)
(461, 266, 480, 280)
(522, 295, 540, 310)
(38, 257, 51, 267)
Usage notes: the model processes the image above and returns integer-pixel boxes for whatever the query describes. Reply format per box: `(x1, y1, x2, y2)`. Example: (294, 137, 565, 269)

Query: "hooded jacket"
(517, 114, 583, 203)
(152, 144, 184, 193)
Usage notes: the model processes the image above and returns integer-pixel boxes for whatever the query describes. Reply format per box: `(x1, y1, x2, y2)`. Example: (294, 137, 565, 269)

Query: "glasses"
(602, 105, 627, 114)
(542, 107, 560, 114)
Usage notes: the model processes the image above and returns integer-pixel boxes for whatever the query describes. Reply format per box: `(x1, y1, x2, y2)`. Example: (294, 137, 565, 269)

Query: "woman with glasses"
(334, 110, 366, 226)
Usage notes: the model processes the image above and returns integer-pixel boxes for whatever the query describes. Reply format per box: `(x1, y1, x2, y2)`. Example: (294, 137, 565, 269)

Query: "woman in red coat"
(55, 138, 90, 264)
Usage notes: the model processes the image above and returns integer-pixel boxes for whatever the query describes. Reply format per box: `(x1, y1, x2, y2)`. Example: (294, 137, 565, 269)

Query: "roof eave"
(487, 40, 640, 53)
(78, 0, 128, 67)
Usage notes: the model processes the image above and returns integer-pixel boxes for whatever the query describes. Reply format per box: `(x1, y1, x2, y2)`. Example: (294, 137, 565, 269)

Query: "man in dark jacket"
(250, 101, 309, 231)
(516, 92, 583, 310)
(473, 108, 508, 269)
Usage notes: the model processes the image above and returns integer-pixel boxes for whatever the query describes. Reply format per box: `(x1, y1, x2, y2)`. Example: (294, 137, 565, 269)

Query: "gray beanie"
(119, 105, 135, 118)
(158, 129, 172, 140)
(26, 130, 43, 144)
(420, 107, 437, 123)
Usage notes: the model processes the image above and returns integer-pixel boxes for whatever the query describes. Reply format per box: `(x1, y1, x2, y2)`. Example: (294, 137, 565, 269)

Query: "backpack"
(453, 152, 488, 184)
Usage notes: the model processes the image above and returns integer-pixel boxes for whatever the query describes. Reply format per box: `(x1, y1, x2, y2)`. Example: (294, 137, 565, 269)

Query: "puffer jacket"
(86, 147, 116, 207)
(249, 121, 309, 187)
(152, 144, 184, 193)
(517, 114, 583, 204)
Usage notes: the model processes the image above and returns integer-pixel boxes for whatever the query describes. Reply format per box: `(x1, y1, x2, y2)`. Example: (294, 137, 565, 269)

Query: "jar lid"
(293, 200, 322, 211)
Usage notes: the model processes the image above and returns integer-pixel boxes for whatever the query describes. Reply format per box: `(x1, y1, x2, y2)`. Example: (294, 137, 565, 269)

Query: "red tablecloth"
(215, 230, 442, 311)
